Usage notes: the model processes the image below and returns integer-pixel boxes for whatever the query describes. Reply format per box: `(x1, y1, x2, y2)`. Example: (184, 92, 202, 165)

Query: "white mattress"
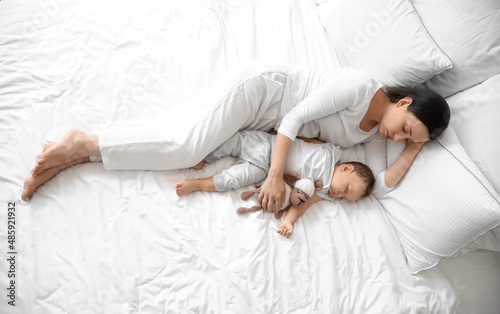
(0, 0, 498, 313)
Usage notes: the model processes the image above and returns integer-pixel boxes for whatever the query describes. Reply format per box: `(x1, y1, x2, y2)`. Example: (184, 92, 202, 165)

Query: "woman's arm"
(258, 133, 293, 211)
(384, 141, 425, 188)
(261, 69, 370, 210)
(363, 138, 424, 198)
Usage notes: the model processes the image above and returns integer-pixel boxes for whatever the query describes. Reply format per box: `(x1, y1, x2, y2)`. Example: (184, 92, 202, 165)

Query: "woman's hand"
(259, 133, 294, 211)
(258, 173, 286, 212)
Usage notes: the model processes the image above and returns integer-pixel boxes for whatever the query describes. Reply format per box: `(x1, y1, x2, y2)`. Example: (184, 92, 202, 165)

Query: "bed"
(1, 0, 499, 313)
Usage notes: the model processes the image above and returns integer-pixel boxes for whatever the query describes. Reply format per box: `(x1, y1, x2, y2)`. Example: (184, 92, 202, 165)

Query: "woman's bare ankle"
(89, 134, 100, 156)
(78, 132, 100, 157)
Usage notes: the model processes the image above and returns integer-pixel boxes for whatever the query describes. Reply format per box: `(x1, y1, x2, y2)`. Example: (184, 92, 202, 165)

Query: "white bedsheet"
(0, 0, 494, 313)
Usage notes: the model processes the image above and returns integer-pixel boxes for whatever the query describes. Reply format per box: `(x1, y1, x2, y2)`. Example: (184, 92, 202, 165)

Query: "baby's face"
(329, 167, 366, 202)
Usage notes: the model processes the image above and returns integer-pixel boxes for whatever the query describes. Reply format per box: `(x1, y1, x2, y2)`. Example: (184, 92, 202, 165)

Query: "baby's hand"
(277, 221, 294, 238)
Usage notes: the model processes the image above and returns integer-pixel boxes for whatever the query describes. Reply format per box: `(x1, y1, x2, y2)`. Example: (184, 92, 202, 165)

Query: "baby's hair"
(340, 161, 375, 198)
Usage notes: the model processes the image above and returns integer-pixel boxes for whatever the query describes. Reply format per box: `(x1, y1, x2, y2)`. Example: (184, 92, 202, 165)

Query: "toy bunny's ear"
(314, 180, 323, 191)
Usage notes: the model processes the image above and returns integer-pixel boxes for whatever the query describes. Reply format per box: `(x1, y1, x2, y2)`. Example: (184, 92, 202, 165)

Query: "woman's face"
(379, 98, 430, 143)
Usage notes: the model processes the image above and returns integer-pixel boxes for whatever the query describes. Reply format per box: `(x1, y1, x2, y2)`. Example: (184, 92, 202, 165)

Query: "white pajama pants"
(96, 64, 293, 170)
(205, 130, 275, 192)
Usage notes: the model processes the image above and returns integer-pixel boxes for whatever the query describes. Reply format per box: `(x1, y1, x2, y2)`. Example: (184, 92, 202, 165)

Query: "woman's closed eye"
(403, 126, 415, 143)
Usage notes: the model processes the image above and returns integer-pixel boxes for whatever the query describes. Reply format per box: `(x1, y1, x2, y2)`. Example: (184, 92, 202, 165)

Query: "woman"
(22, 63, 450, 204)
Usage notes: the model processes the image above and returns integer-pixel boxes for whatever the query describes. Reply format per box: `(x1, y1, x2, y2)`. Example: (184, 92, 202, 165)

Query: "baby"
(175, 130, 375, 238)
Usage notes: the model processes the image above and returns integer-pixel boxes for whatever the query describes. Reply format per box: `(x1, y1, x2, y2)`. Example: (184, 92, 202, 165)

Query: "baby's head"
(329, 161, 375, 202)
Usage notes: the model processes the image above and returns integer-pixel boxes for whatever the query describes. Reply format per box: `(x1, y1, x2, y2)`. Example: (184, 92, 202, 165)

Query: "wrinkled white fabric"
(3, 0, 497, 313)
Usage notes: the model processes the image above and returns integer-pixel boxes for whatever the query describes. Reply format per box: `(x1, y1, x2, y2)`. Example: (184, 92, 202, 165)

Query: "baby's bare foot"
(32, 129, 96, 176)
(175, 181, 199, 197)
(191, 160, 206, 170)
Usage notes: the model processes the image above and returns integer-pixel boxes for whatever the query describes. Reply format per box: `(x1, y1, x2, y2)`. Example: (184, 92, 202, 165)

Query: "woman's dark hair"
(385, 87, 450, 140)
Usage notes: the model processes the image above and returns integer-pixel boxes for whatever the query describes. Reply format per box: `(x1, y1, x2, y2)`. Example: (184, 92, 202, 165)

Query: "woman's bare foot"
(175, 177, 216, 197)
(22, 165, 63, 201)
(22, 154, 90, 201)
(191, 160, 206, 170)
(32, 129, 98, 176)
(21, 143, 88, 202)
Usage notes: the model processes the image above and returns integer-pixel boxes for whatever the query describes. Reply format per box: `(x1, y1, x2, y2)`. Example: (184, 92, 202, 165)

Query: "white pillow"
(315, 0, 452, 87)
(446, 73, 500, 255)
(446, 73, 500, 195)
(413, 0, 500, 97)
(379, 127, 500, 274)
